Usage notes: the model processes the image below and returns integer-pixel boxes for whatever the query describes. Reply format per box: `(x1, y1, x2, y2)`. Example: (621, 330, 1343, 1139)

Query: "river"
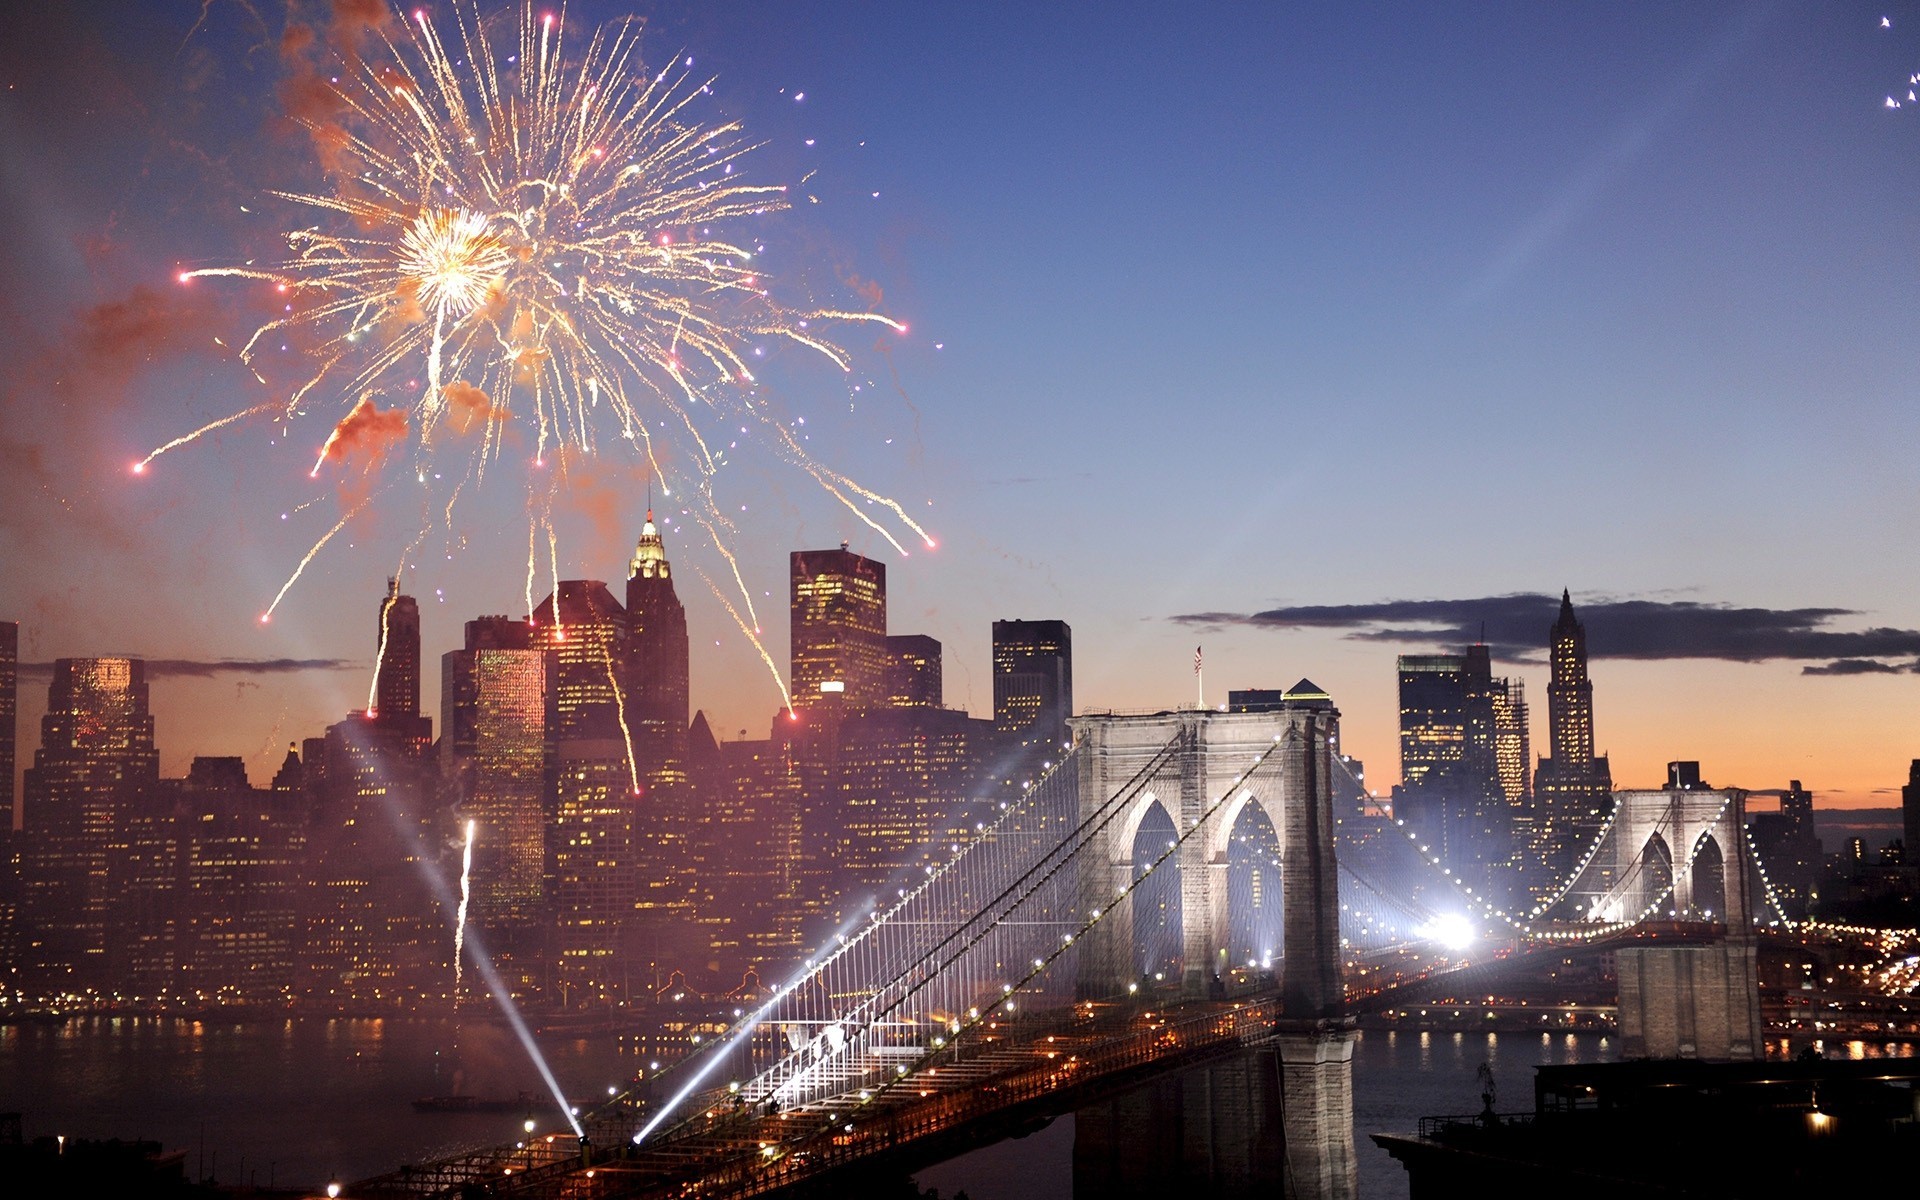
(1, 1017, 1617, 1197)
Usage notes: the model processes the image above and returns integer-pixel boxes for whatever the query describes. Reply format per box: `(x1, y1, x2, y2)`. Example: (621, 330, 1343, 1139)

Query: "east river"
(4, 1017, 1622, 1198)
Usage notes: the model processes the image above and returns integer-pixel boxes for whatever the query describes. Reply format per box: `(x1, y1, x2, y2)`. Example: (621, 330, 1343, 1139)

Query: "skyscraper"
(624, 508, 690, 777)
(790, 545, 888, 710)
(1903, 762, 1920, 874)
(1532, 590, 1614, 892)
(19, 658, 159, 991)
(374, 579, 421, 721)
(882, 634, 943, 709)
(623, 511, 702, 972)
(992, 619, 1073, 751)
(441, 616, 548, 996)
(533, 580, 629, 742)
(1395, 649, 1508, 889)
(1, 621, 15, 831)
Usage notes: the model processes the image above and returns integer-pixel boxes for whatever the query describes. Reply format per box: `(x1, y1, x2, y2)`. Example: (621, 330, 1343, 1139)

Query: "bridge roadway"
(354, 989, 1301, 1200)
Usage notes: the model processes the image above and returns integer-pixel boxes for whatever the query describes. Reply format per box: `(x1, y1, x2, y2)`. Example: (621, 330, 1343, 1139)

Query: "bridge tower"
(1071, 701, 1355, 1200)
(1593, 785, 1763, 1061)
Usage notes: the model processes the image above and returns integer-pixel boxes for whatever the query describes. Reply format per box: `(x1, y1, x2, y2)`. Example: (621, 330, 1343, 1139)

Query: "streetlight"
(524, 1119, 536, 1169)
(326, 1180, 341, 1199)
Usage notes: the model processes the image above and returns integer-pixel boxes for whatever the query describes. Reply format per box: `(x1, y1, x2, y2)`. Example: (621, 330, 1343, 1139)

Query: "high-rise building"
(441, 616, 547, 997)
(374, 579, 421, 722)
(1903, 762, 1920, 869)
(1751, 779, 1820, 919)
(624, 508, 690, 770)
(790, 545, 888, 710)
(533, 580, 629, 743)
(1, 621, 16, 831)
(304, 713, 440, 1005)
(19, 658, 159, 992)
(992, 620, 1073, 752)
(1395, 650, 1509, 891)
(832, 707, 998, 900)
(882, 634, 943, 709)
(1532, 590, 1614, 895)
(119, 757, 305, 1003)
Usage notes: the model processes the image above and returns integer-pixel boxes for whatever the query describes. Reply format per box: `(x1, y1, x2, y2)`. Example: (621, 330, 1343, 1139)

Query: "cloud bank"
(1172, 593, 1920, 675)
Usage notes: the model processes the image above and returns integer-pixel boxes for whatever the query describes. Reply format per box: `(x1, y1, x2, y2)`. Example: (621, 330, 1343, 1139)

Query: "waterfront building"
(1904, 760, 1920, 872)
(440, 615, 548, 997)
(1, 621, 15, 830)
(18, 657, 159, 994)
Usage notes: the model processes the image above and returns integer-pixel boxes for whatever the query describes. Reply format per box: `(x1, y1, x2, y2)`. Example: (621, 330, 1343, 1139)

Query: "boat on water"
(411, 1092, 534, 1114)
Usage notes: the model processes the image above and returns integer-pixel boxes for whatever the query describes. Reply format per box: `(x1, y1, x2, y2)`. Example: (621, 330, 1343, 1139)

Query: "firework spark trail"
(690, 563, 793, 714)
(453, 818, 476, 1000)
(599, 643, 642, 794)
(135, 403, 281, 472)
(370, 583, 396, 714)
(161, 0, 928, 660)
(261, 493, 377, 622)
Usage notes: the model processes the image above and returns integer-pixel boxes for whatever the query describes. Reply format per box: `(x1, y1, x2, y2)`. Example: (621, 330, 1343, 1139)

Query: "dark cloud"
(1172, 592, 1920, 674)
(20, 657, 355, 679)
(1800, 659, 1913, 677)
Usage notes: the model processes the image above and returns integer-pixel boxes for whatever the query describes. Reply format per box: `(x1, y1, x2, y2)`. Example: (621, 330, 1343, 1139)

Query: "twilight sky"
(3, 1, 1919, 811)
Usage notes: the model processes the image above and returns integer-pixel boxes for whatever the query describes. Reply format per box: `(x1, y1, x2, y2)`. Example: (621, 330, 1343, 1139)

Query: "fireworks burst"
(157, 1, 931, 691)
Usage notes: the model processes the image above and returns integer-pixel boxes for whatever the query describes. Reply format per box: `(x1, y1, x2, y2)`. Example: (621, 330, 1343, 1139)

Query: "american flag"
(1193, 645, 1202, 675)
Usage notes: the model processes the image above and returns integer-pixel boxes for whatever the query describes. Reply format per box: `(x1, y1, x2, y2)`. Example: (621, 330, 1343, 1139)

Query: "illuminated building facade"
(374, 578, 421, 724)
(533, 581, 630, 743)
(882, 634, 943, 709)
(1748, 778, 1819, 919)
(992, 619, 1073, 752)
(305, 714, 440, 1006)
(1394, 648, 1511, 895)
(120, 758, 304, 1003)
(441, 616, 548, 996)
(19, 658, 159, 993)
(833, 707, 997, 899)
(550, 736, 636, 1005)
(790, 545, 888, 709)
(1532, 590, 1614, 894)
(1, 620, 15, 830)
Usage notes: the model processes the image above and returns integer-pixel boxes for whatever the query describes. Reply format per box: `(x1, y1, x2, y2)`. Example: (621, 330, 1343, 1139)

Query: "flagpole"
(1195, 645, 1203, 711)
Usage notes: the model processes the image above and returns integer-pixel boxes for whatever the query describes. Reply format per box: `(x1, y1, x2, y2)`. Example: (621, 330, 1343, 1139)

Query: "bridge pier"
(1074, 1030, 1356, 1200)
(1598, 786, 1764, 1061)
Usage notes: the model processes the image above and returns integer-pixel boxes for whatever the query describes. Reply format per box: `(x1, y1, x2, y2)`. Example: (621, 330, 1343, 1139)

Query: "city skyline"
(5, 3, 1920, 809)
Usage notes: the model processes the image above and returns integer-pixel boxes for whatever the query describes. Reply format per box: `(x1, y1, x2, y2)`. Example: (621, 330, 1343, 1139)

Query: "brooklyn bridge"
(348, 697, 1814, 1200)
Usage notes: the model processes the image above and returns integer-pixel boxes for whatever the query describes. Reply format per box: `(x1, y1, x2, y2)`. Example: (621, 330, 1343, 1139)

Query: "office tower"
(718, 733, 807, 965)
(1751, 779, 1820, 919)
(882, 634, 943, 709)
(1532, 590, 1613, 893)
(533, 580, 629, 742)
(1905, 761, 1920, 873)
(790, 545, 888, 709)
(621, 511, 707, 974)
(1397, 655, 1467, 793)
(304, 712, 439, 1005)
(624, 509, 690, 772)
(550, 732, 636, 1005)
(19, 658, 159, 992)
(1394, 650, 1508, 893)
(992, 619, 1073, 751)
(373, 579, 420, 717)
(441, 617, 547, 997)
(1490, 679, 1531, 806)
(1, 621, 15, 830)
(832, 707, 997, 900)
(119, 758, 305, 1002)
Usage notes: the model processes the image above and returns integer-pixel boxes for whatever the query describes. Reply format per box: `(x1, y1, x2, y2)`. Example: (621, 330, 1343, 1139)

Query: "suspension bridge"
(352, 697, 1800, 1200)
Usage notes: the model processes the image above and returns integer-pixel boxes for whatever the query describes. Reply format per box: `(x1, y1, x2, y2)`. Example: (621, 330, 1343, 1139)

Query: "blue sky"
(4, 2, 1919, 807)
